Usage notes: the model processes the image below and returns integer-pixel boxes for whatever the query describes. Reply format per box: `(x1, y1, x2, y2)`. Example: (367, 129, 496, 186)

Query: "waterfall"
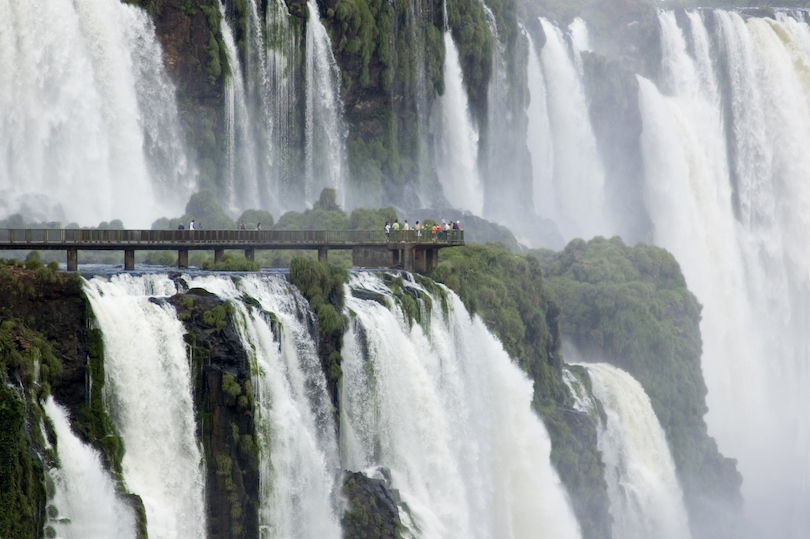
(83, 274, 206, 538)
(0, 0, 193, 228)
(536, 18, 609, 240)
(218, 0, 260, 213)
(636, 10, 810, 535)
(43, 397, 137, 539)
(305, 0, 346, 206)
(526, 32, 554, 221)
(430, 31, 484, 216)
(341, 273, 582, 538)
(265, 0, 300, 211)
(584, 363, 691, 539)
(183, 274, 342, 538)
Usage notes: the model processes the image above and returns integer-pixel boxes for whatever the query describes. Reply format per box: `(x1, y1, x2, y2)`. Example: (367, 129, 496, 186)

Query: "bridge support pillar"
(178, 249, 188, 268)
(402, 247, 414, 273)
(318, 247, 328, 264)
(214, 249, 224, 263)
(67, 249, 78, 272)
(245, 248, 255, 262)
(124, 249, 135, 271)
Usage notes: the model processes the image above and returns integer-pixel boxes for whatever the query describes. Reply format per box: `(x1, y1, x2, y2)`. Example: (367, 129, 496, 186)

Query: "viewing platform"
(0, 228, 464, 274)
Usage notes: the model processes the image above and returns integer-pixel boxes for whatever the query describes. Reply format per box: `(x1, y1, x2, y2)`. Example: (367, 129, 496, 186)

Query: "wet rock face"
(169, 291, 260, 539)
(342, 469, 403, 539)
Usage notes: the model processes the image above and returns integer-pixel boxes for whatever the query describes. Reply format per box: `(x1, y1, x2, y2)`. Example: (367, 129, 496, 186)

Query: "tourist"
(189, 219, 195, 230)
(385, 221, 391, 238)
(392, 220, 400, 231)
(256, 223, 262, 230)
(239, 221, 246, 230)
(177, 223, 184, 230)
(403, 220, 410, 231)
(415, 221, 421, 237)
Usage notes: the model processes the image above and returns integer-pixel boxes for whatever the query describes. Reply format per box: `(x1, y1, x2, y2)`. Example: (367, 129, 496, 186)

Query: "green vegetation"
(431, 243, 611, 539)
(534, 237, 743, 522)
(236, 209, 274, 230)
(447, 0, 493, 114)
(201, 253, 261, 272)
(288, 258, 348, 408)
(202, 301, 236, 332)
(289, 258, 348, 335)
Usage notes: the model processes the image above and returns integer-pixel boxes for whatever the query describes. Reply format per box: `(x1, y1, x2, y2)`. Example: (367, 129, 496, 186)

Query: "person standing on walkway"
(189, 219, 195, 230)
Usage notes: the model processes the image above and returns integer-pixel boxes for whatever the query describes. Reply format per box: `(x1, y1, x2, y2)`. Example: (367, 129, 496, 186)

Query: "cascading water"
(526, 31, 554, 223)
(636, 10, 810, 536)
(183, 274, 342, 538)
(536, 18, 609, 240)
(265, 0, 301, 210)
(43, 397, 137, 539)
(305, 0, 346, 206)
(83, 274, 206, 538)
(430, 26, 484, 216)
(340, 273, 582, 538)
(218, 0, 260, 212)
(583, 363, 692, 539)
(0, 0, 193, 227)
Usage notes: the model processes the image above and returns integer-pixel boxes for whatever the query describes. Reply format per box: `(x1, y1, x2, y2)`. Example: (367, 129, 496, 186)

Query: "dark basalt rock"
(169, 292, 260, 539)
(342, 469, 403, 539)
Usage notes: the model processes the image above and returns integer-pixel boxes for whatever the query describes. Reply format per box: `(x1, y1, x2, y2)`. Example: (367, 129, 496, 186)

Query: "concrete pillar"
(425, 249, 439, 273)
(124, 249, 135, 271)
(318, 246, 328, 264)
(214, 249, 224, 263)
(178, 249, 189, 268)
(245, 248, 255, 262)
(67, 249, 78, 272)
(402, 247, 414, 272)
(413, 248, 426, 274)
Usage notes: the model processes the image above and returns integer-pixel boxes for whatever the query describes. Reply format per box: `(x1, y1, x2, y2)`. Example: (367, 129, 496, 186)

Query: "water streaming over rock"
(0, 0, 193, 228)
(43, 397, 137, 539)
(305, 0, 347, 207)
(184, 274, 343, 538)
(430, 30, 484, 215)
(535, 18, 609, 240)
(635, 10, 810, 536)
(218, 0, 260, 213)
(82, 274, 206, 538)
(340, 272, 582, 538)
(584, 363, 692, 539)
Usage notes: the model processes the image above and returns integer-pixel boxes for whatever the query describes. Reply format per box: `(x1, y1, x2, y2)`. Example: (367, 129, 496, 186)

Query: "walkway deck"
(0, 229, 464, 273)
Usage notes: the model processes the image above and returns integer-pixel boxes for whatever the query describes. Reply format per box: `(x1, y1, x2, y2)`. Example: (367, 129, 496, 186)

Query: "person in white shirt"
(189, 220, 195, 230)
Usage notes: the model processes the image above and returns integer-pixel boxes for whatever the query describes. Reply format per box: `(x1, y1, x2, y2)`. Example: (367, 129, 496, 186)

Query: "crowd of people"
(384, 219, 461, 240)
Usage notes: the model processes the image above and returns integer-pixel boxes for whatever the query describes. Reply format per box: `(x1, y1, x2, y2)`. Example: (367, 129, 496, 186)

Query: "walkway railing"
(0, 228, 464, 246)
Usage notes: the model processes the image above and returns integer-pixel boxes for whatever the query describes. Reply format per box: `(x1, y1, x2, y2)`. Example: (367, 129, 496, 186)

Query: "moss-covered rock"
(288, 258, 348, 411)
(431, 243, 612, 539)
(168, 288, 260, 539)
(534, 236, 745, 539)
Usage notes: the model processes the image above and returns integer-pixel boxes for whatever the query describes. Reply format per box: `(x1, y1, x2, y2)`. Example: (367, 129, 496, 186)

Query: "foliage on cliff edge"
(534, 236, 744, 536)
(431, 243, 612, 539)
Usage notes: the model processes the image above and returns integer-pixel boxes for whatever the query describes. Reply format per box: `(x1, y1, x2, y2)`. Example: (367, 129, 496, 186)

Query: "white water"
(305, 0, 346, 206)
(0, 0, 192, 227)
(218, 0, 260, 213)
(636, 10, 810, 536)
(265, 0, 300, 210)
(584, 363, 691, 539)
(431, 32, 483, 215)
(526, 31, 554, 221)
(341, 273, 582, 538)
(183, 274, 342, 538)
(43, 397, 137, 539)
(536, 18, 609, 240)
(83, 274, 206, 538)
